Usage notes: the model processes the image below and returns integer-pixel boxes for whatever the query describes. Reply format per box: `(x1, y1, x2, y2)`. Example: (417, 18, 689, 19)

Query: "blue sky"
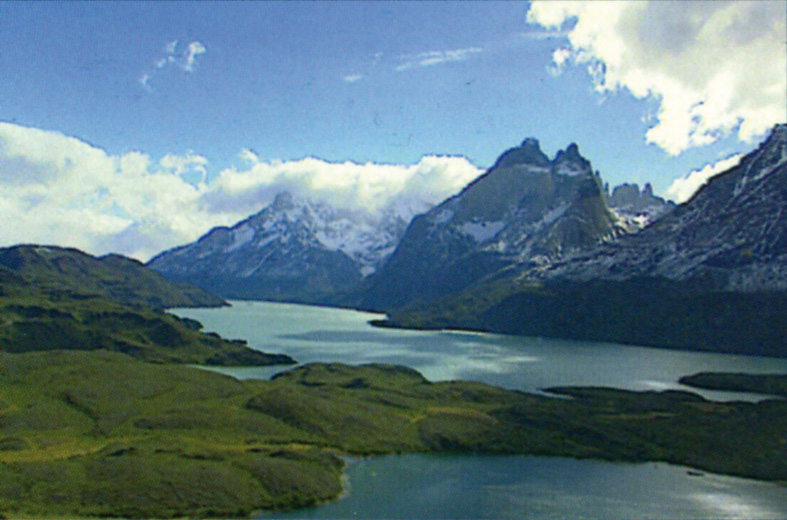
(0, 1, 784, 259)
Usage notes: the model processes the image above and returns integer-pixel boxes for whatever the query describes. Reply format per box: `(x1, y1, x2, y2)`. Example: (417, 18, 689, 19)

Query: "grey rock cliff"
(362, 138, 618, 310)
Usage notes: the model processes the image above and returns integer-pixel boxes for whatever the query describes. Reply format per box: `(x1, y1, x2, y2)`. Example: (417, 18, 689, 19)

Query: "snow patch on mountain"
(460, 221, 505, 243)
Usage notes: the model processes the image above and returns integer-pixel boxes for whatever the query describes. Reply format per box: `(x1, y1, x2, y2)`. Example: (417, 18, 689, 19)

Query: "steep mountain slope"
(540, 124, 787, 290)
(0, 245, 226, 309)
(361, 138, 618, 310)
(383, 125, 787, 357)
(148, 192, 421, 302)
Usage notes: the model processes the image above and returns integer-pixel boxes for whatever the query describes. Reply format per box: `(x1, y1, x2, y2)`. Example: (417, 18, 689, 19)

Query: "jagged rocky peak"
(608, 182, 674, 211)
(493, 137, 551, 168)
(553, 143, 593, 177)
(606, 182, 675, 231)
(361, 135, 618, 310)
(269, 190, 296, 209)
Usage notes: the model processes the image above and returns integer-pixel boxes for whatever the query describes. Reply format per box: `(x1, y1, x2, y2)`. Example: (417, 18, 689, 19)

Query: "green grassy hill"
(0, 245, 226, 309)
(0, 245, 293, 366)
(0, 352, 785, 518)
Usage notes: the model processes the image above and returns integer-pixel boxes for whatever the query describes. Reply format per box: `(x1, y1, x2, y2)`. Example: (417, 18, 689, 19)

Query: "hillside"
(0, 245, 293, 366)
(0, 245, 226, 309)
(0, 351, 784, 518)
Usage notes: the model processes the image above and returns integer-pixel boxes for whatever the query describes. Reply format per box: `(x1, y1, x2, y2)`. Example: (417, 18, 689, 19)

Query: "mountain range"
(146, 125, 787, 356)
(382, 125, 787, 357)
(148, 140, 671, 306)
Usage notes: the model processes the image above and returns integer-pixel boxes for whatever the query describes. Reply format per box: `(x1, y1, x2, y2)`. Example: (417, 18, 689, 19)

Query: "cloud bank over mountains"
(0, 123, 481, 261)
(528, 1, 786, 155)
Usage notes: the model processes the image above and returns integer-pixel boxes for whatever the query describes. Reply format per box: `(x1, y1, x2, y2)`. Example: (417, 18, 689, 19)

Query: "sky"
(0, 1, 784, 261)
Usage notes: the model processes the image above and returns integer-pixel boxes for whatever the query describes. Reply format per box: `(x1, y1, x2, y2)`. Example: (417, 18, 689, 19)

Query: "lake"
(172, 301, 787, 519)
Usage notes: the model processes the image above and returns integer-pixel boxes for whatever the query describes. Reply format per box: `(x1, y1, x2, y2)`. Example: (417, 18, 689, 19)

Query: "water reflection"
(173, 300, 787, 401)
(260, 455, 787, 520)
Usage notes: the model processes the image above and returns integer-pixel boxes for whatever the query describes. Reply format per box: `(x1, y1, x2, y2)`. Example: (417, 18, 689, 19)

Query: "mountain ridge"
(359, 138, 619, 310)
(148, 191, 421, 302)
(380, 125, 787, 357)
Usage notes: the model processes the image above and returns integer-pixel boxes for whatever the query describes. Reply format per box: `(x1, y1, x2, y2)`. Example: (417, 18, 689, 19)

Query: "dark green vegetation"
(379, 277, 787, 357)
(680, 372, 787, 398)
(0, 245, 226, 309)
(0, 245, 294, 366)
(0, 351, 341, 518)
(0, 353, 785, 518)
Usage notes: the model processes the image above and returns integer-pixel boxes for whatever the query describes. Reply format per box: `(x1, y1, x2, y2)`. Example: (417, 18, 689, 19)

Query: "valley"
(3, 2, 785, 518)
(1, 128, 785, 519)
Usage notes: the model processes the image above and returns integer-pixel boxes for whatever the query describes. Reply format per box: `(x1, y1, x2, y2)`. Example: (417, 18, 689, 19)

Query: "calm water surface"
(173, 300, 787, 401)
(171, 301, 787, 519)
(264, 455, 787, 520)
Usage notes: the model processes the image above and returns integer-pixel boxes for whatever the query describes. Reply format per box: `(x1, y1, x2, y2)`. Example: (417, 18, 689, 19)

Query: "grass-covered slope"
(0, 353, 785, 518)
(0, 245, 293, 366)
(0, 245, 226, 309)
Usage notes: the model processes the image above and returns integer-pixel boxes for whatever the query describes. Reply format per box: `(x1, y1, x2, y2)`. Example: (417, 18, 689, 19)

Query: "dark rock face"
(362, 138, 618, 310)
(540, 124, 787, 292)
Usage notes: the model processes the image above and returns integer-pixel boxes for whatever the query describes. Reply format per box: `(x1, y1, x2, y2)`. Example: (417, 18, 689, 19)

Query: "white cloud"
(0, 123, 482, 261)
(183, 41, 207, 72)
(140, 40, 207, 91)
(204, 154, 482, 219)
(139, 74, 152, 92)
(527, 1, 787, 155)
(396, 47, 483, 72)
(0, 123, 211, 260)
(666, 153, 743, 203)
(165, 40, 178, 55)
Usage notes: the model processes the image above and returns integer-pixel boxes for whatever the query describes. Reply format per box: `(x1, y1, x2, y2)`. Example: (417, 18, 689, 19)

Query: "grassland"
(0, 352, 785, 518)
(1, 244, 785, 518)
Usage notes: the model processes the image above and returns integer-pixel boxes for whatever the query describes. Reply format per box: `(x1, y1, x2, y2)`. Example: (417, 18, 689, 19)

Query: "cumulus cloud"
(0, 123, 482, 261)
(527, 1, 787, 155)
(396, 47, 483, 72)
(204, 154, 482, 219)
(666, 153, 744, 203)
